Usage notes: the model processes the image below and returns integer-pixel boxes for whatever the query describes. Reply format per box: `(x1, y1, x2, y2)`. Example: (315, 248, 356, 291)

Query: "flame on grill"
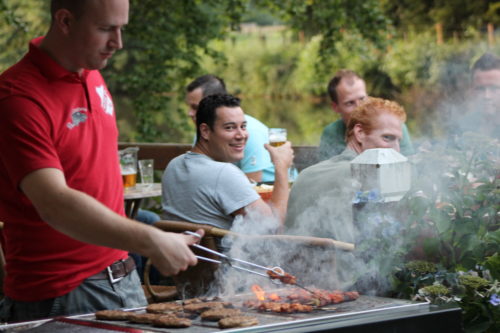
(269, 293, 281, 301)
(251, 284, 266, 301)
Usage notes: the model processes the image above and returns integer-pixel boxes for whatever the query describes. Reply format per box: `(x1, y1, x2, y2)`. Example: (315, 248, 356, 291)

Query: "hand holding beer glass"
(268, 128, 297, 185)
(269, 128, 287, 147)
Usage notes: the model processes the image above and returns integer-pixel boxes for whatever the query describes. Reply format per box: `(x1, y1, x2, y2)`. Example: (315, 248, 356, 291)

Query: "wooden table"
(123, 183, 161, 218)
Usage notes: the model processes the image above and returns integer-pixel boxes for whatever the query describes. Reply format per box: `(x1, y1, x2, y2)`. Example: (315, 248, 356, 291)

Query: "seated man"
(459, 52, 500, 139)
(285, 97, 406, 288)
(319, 69, 414, 160)
(186, 75, 275, 183)
(162, 94, 294, 230)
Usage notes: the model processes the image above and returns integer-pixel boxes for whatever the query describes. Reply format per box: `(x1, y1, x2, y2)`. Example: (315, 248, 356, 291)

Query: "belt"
(87, 256, 136, 284)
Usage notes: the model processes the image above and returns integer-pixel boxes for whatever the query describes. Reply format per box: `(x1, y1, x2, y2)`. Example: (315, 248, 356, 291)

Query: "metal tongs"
(184, 231, 317, 295)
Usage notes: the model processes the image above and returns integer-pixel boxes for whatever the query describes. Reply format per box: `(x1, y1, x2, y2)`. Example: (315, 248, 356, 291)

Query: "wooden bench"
(118, 142, 319, 172)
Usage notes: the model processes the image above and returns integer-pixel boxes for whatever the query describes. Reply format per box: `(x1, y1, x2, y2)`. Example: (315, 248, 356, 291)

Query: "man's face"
(67, 0, 129, 71)
(333, 77, 367, 123)
(201, 106, 248, 163)
(186, 87, 203, 124)
(357, 113, 403, 152)
(471, 69, 500, 115)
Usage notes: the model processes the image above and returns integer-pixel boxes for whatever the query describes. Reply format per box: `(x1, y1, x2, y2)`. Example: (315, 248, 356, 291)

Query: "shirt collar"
(28, 36, 90, 82)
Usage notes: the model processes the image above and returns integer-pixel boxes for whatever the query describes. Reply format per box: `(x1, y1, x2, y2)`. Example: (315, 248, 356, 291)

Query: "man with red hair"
(285, 97, 406, 288)
(286, 97, 406, 239)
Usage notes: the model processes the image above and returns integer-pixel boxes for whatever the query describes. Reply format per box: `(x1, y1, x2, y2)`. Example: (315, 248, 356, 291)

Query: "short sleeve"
(214, 164, 260, 215)
(0, 96, 61, 188)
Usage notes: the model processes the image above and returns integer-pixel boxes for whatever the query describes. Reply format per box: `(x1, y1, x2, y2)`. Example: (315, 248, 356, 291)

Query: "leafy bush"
(391, 133, 500, 331)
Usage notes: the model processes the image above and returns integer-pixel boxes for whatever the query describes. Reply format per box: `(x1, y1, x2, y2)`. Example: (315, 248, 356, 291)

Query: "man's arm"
(245, 171, 262, 183)
(20, 168, 203, 276)
(237, 142, 294, 226)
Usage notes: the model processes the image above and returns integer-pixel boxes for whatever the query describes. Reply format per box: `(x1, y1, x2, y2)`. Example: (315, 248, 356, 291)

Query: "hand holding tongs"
(184, 231, 318, 295)
(184, 231, 281, 281)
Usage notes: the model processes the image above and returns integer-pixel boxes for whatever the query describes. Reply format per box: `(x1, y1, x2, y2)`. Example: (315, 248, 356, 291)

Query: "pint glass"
(269, 128, 287, 147)
(119, 147, 139, 188)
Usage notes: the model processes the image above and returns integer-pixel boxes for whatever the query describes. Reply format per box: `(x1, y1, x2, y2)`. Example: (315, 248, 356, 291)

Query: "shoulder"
(299, 149, 354, 179)
(244, 114, 268, 133)
(320, 120, 346, 143)
(0, 58, 42, 99)
(323, 119, 345, 133)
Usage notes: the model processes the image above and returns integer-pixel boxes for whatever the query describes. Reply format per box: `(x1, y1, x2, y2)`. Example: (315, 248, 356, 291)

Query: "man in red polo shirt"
(0, 0, 202, 322)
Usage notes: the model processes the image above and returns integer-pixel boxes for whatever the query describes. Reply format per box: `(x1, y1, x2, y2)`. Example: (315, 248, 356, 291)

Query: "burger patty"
(95, 310, 131, 321)
(200, 308, 242, 321)
(218, 315, 259, 329)
(152, 314, 192, 328)
(127, 313, 161, 324)
(183, 301, 232, 313)
(146, 302, 183, 314)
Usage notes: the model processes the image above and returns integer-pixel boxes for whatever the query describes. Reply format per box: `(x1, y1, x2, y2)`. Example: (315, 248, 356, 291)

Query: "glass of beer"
(119, 147, 139, 188)
(269, 128, 287, 147)
(138, 159, 154, 187)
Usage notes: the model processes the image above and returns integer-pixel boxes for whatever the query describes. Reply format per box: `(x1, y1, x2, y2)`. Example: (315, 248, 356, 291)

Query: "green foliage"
(404, 135, 499, 269)
(103, 0, 247, 142)
(381, 0, 497, 38)
(0, 0, 49, 71)
(392, 133, 500, 331)
(409, 270, 500, 333)
(254, 0, 392, 65)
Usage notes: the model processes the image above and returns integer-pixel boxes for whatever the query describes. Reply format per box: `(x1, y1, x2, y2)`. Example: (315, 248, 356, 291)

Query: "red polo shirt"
(0, 37, 127, 301)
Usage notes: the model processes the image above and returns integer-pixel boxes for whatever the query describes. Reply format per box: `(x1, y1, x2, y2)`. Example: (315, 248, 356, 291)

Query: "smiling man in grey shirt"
(162, 94, 294, 230)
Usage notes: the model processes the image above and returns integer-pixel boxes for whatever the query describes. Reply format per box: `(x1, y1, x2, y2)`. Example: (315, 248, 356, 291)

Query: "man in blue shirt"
(319, 69, 414, 160)
(186, 75, 275, 182)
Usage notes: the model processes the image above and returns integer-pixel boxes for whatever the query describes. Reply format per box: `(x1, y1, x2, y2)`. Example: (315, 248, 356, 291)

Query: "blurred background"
(1, 0, 499, 145)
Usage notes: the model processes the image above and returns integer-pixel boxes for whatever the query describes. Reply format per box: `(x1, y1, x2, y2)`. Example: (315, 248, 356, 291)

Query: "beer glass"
(119, 147, 139, 188)
(269, 128, 287, 147)
(139, 159, 154, 185)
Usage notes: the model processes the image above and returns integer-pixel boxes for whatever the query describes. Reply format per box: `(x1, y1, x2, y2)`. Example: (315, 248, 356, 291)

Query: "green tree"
(0, 0, 49, 70)
(103, 0, 248, 142)
(253, 0, 392, 63)
(381, 0, 497, 38)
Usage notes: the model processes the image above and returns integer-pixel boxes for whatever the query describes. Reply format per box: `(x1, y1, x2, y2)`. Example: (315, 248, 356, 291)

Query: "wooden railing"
(118, 142, 319, 172)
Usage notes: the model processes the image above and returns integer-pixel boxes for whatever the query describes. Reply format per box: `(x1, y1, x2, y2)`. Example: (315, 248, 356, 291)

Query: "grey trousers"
(0, 270, 147, 323)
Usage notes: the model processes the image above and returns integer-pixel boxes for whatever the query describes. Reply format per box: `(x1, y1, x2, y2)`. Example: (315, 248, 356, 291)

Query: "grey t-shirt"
(161, 152, 260, 230)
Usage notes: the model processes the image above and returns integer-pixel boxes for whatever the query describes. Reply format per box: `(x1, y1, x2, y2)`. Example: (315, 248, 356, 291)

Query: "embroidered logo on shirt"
(250, 156, 257, 166)
(67, 108, 88, 129)
(96, 85, 114, 115)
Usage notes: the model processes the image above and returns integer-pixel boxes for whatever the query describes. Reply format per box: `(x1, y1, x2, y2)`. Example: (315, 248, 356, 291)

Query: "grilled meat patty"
(127, 313, 161, 324)
(183, 301, 232, 313)
(152, 314, 192, 328)
(201, 308, 242, 321)
(146, 302, 183, 314)
(218, 315, 259, 329)
(94, 310, 131, 321)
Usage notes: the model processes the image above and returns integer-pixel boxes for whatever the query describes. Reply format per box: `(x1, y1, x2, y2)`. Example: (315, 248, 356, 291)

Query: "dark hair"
(327, 69, 362, 103)
(472, 52, 500, 73)
(51, 0, 87, 19)
(186, 74, 227, 98)
(196, 94, 241, 143)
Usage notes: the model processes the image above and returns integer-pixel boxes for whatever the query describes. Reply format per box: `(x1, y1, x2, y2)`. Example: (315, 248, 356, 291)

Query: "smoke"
(197, 52, 499, 299)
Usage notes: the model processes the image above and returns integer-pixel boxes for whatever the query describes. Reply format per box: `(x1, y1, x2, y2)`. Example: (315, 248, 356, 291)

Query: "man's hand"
(265, 141, 294, 171)
(147, 229, 205, 276)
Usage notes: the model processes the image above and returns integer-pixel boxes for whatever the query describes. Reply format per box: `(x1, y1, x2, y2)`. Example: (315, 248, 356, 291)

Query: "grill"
(0, 295, 462, 332)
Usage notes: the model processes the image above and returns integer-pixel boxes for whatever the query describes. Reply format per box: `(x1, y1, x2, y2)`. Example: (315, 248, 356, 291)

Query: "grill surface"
(0, 295, 450, 333)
